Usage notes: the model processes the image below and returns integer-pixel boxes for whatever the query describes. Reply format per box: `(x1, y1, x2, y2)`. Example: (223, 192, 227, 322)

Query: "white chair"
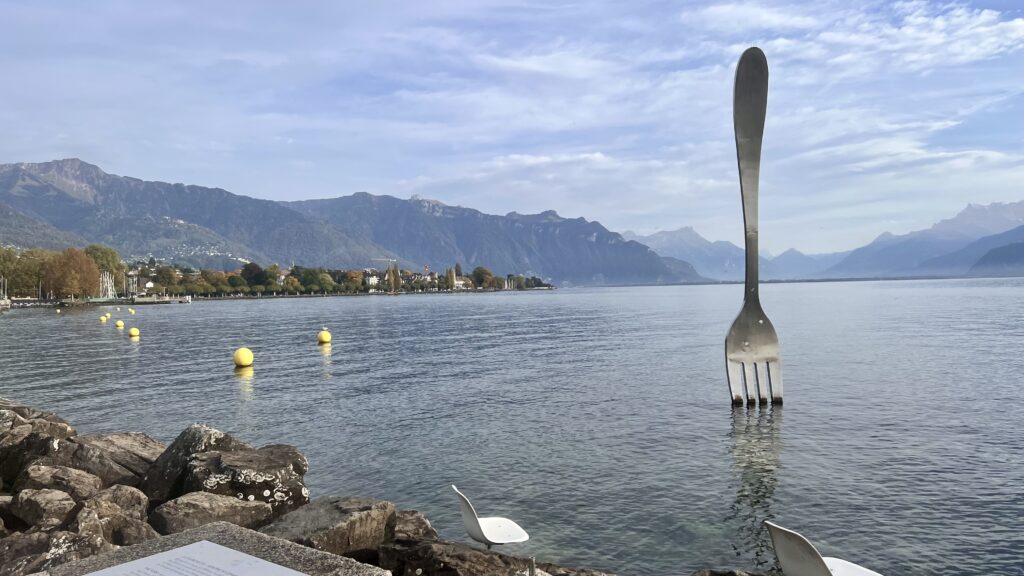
(764, 521, 883, 576)
(451, 485, 529, 549)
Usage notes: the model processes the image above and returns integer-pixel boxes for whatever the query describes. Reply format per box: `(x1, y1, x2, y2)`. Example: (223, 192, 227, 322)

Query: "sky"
(1, 1, 1023, 253)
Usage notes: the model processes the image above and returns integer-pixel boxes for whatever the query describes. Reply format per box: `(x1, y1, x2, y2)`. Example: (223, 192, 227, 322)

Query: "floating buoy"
(115, 320, 124, 329)
(56, 309, 61, 314)
(129, 309, 136, 315)
(233, 347, 254, 367)
(317, 329, 332, 344)
(116, 307, 121, 311)
(105, 313, 112, 318)
(100, 316, 107, 322)
(128, 327, 140, 337)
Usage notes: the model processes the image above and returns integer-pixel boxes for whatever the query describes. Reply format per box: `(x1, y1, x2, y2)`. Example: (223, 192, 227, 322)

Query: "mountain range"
(2, 159, 1021, 283)
(625, 200, 1024, 281)
(0, 159, 697, 285)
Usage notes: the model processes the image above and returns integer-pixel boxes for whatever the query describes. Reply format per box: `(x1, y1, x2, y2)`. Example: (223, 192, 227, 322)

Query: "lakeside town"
(0, 244, 553, 308)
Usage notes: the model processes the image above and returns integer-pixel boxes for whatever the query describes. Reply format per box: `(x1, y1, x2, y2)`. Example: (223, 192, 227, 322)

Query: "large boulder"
(77, 432, 165, 479)
(0, 528, 115, 576)
(379, 538, 614, 576)
(148, 491, 273, 535)
(70, 501, 159, 547)
(86, 485, 149, 521)
(0, 399, 70, 426)
(13, 465, 103, 502)
(0, 409, 29, 432)
(140, 424, 251, 503)
(259, 496, 395, 564)
(0, 432, 135, 488)
(0, 531, 51, 575)
(395, 509, 439, 541)
(0, 494, 27, 532)
(9, 488, 77, 531)
(182, 444, 309, 516)
(692, 565, 765, 569)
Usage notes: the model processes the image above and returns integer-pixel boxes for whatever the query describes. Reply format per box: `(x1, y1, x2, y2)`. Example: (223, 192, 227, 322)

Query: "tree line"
(0, 245, 552, 299)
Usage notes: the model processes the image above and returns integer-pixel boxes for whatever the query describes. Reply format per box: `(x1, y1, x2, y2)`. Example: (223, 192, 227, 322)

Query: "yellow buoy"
(106, 313, 112, 318)
(233, 347, 254, 367)
(129, 309, 136, 315)
(128, 327, 140, 337)
(56, 309, 61, 314)
(115, 320, 124, 329)
(116, 307, 121, 311)
(317, 330, 332, 344)
(100, 316, 107, 322)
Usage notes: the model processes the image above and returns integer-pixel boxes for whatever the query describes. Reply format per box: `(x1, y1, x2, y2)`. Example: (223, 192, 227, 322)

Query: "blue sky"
(1, 1, 1022, 253)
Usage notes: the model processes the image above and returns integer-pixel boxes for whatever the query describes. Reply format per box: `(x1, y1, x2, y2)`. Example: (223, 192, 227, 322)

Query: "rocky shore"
(0, 398, 763, 576)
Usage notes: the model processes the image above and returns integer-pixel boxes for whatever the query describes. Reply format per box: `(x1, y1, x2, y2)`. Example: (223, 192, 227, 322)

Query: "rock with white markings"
(148, 491, 274, 535)
(182, 444, 309, 517)
(139, 424, 251, 504)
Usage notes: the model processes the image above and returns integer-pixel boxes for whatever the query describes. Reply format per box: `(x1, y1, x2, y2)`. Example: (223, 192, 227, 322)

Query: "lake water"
(1, 280, 1022, 575)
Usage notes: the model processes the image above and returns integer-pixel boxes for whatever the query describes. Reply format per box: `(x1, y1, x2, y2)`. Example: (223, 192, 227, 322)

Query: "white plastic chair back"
(451, 485, 488, 544)
(765, 521, 833, 576)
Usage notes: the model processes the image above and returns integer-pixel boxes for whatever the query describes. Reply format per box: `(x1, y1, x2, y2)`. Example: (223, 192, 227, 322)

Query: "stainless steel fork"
(725, 47, 783, 407)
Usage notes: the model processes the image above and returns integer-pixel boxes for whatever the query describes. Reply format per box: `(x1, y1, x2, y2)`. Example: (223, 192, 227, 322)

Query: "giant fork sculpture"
(725, 47, 783, 407)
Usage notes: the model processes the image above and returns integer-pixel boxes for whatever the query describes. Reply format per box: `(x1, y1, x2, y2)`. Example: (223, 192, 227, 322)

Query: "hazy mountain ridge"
(626, 200, 1024, 281)
(621, 228, 842, 280)
(968, 242, 1024, 277)
(823, 200, 1024, 278)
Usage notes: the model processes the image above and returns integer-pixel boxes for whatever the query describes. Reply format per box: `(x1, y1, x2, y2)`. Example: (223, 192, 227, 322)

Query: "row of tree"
(0, 245, 553, 299)
(0, 246, 122, 299)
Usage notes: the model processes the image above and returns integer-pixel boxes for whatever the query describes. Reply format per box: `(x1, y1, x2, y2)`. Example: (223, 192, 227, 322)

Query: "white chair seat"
(823, 557, 884, 576)
(478, 516, 529, 545)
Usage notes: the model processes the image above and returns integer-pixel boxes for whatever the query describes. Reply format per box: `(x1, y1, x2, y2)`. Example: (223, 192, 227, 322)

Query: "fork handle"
(733, 47, 769, 300)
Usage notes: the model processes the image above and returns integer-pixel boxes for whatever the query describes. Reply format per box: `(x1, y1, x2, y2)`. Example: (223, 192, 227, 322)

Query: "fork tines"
(727, 358, 782, 407)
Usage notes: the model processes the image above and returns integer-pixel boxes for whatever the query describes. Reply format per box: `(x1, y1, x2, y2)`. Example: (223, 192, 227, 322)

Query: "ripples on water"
(1, 279, 1022, 575)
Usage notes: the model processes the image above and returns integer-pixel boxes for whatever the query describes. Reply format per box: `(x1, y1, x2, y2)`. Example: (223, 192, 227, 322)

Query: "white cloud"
(683, 2, 820, 32)
(1, 0, 1023, 253)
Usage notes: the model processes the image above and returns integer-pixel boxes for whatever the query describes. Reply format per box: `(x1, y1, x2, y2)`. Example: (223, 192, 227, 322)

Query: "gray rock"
(10, 489, 77, 531)
(0, 399, 70, 426)
(0, 515, 8, 539)
(71, 501, 160, 547)
(0, 409, 29, 432)
(77, 432, 165, 479)
(0, 531, 51, 575)
(0, 425, 34, 484)
(395, 509, 439, 540)
(5, 528, 116, 575)
(148, 491, 273, 535)
(688, 565, 770, 569)
(45, 521, 390, 576)
(183, 444, 309, 517)
(86, 485, 149, 521)
(380, 537, 614, 576)
(0, 494, 29, 533)
(140, 423, 251, 504)
(260, 496, 395, 564)
(0, 432, 136, 488)
(13, 464, 103, 502)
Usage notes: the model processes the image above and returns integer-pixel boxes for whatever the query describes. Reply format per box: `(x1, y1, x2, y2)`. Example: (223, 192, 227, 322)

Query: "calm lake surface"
(2, 279, 1022, 575)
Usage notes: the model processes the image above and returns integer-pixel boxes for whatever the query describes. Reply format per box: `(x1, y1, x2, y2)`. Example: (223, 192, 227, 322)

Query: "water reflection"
(727, 407, 782, 572)
(319, 343, 332, 378)
(235, 366, 254, 401)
